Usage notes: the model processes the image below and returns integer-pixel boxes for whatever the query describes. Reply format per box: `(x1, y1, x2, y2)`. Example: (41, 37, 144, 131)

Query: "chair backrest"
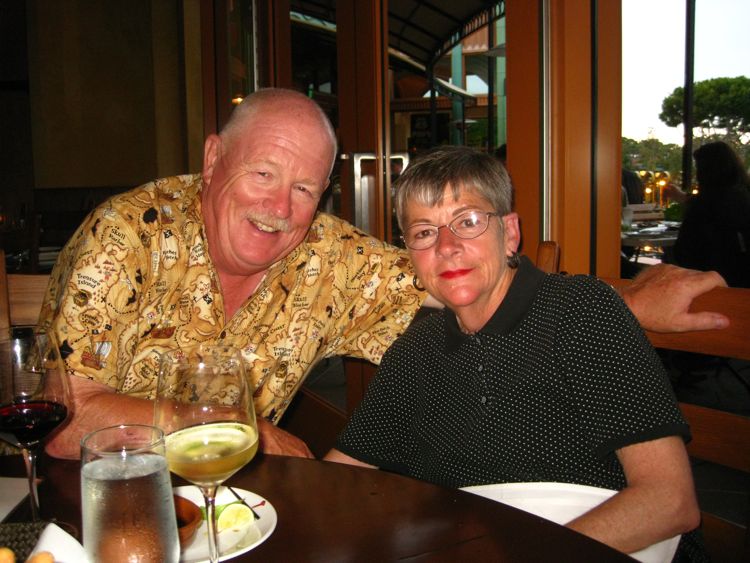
(606, 277, 750, 563)
(0, 249, 50, 337)
(535, 240, 560, 274)
(0, 249, 9, 336)
(7, 273, 50, 327)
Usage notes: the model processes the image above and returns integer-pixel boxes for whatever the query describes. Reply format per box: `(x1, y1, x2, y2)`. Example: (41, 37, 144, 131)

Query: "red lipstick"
(439, 269, 471, 279)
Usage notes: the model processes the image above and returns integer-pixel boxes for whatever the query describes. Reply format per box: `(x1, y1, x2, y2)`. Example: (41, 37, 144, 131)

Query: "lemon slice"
(217, 503, 254, 532)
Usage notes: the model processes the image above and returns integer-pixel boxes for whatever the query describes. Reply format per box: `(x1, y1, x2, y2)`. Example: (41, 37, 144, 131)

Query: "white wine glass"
(0, 327, 71, 522)
(154, 344, 258, 563)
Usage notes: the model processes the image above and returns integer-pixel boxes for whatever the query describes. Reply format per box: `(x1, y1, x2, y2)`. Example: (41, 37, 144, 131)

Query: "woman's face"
(403, 185, 520, 329)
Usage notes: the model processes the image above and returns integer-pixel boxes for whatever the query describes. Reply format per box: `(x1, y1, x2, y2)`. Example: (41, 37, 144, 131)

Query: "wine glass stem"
(22, 446, 41, 521)
(202, 486, 220, 563)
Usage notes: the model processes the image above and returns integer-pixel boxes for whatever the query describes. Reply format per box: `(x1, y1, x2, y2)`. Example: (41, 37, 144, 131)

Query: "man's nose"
(263, 185, 293, 217)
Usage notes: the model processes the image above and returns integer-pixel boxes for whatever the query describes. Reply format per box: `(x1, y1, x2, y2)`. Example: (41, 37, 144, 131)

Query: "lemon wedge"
(217, 503, 254, 532)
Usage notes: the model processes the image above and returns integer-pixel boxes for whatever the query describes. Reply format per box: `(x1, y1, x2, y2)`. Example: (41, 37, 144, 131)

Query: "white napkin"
(28, 523, 87, 563)
(0, 477, 28, 520)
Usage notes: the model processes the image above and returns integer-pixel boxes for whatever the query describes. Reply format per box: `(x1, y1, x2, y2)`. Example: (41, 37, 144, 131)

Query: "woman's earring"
(507, 252, 520, 269)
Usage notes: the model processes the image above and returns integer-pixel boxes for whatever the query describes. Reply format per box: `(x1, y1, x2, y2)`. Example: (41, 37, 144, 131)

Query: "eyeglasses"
(401, 210, 499, 250)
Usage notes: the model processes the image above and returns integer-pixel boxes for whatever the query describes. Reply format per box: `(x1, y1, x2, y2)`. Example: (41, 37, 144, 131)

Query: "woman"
(674, 141, 750, 288)
(326, 146, 702, 560)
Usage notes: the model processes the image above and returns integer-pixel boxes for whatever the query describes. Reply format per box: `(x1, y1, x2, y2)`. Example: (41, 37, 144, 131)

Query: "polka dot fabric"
(336, 256, 689, 492)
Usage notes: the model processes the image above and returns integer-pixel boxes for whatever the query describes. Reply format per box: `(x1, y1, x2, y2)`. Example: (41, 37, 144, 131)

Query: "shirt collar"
(445, 255, 546, 351)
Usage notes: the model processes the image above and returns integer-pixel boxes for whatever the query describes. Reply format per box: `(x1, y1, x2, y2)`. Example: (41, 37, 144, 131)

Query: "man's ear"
(202, 134, 222, 186)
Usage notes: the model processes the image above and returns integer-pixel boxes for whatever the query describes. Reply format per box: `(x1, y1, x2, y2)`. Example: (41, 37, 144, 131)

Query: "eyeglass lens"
(404, 211, 495, 249)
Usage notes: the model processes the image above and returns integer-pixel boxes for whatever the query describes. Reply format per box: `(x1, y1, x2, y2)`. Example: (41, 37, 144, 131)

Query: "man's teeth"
(252, 220, 277, 233)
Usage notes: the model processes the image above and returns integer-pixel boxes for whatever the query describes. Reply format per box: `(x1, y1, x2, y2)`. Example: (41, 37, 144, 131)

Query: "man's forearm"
(45, 377, 155, 459)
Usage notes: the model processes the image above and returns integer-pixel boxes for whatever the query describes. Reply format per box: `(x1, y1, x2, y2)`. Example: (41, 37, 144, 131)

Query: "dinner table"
(1, 452, 635, 562)
(621, 221, 680, 263)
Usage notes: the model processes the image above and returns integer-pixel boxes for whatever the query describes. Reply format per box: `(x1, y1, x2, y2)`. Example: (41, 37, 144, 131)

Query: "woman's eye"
(414, 228, 434, 240)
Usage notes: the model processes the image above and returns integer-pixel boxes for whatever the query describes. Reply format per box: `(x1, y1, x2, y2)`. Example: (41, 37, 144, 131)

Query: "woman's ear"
(501, 213, 521, 255)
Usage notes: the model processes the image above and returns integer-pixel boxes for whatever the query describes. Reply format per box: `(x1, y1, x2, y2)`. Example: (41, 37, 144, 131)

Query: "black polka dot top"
(336, 256, 689, 491)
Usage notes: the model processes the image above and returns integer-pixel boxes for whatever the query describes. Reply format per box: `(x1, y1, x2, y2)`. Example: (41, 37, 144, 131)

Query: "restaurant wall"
(26, 0, 188, 189)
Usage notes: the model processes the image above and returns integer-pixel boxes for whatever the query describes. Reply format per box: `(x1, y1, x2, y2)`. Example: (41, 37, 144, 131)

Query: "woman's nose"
(434, 226, 462, 254)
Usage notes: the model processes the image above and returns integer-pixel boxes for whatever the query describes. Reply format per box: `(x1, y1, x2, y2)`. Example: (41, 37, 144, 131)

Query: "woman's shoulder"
(543, 271, 619, 300)
(388, 309, 445, 350)
(538, 273, 626, 320)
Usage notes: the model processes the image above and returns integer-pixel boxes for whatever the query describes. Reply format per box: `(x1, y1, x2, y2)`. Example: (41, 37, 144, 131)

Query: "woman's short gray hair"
(394, 145, 514, 230)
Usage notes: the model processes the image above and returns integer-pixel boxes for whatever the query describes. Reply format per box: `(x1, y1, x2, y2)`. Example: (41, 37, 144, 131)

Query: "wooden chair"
(0, 249, 9, 337)
(0, 248, 50, 337)
(535, 240, 560, 274)
(607, 278, 750, 563)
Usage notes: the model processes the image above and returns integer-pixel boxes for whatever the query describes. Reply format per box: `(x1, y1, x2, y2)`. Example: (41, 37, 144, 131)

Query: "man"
(43, 88, 426, 459)
(42, 88, 729, 460)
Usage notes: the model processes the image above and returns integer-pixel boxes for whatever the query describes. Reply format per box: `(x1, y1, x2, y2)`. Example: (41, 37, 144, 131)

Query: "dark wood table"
(3, 454, 634, 562)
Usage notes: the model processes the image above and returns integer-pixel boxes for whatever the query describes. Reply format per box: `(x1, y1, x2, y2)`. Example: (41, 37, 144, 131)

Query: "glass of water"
(80, 424, 179, 563)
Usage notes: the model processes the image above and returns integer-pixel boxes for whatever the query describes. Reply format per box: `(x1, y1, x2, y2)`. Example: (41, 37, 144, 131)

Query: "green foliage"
(622, 137, 683, 177)
(659, 76, 750, 143)
(663, 202, 684, 222)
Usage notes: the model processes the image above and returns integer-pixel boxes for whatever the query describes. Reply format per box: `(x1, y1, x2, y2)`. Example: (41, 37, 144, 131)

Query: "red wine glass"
(0, 327, 71, 521)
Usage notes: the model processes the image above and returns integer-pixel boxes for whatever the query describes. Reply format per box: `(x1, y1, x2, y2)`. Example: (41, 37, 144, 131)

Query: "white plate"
(174, 486, 277, 563)
(461, 482, 679, 563)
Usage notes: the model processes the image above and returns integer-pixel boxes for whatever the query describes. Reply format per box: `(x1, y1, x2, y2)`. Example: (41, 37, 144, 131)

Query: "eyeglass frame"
(400, 210, 500, 250)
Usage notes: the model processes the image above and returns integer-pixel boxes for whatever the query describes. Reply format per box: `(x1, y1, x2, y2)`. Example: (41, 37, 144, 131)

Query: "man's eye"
(256, 171, 270, 178)
(294, 184, 310, 194)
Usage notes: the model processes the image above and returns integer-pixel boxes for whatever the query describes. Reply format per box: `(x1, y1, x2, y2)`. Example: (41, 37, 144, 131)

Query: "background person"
(673, 141, 750, 288)
(326, 146, 703, 559)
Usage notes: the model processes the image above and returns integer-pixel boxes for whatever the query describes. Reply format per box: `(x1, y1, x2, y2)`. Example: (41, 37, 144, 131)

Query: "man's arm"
(566, 436, 700, 554)
(323, 448, 376, 468)
(46, 376, 154, 459)
(257, 418, 313, 458)
(46, 376, 314, 459)
(619, 264, 729, 333)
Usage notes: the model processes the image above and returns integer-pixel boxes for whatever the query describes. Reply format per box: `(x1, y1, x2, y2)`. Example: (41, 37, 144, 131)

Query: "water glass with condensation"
(80, 424, 180, 563)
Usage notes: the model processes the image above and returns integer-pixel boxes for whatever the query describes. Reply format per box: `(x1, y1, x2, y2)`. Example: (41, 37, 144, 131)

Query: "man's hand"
(621, 264, 730, 333)
(257, 417, 314, 458)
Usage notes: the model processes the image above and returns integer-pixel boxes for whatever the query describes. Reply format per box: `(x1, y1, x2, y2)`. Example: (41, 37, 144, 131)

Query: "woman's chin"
(442, 293, 483, 312)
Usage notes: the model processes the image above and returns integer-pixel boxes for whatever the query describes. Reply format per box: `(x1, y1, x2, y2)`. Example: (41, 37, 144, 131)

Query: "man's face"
(201, 105, 334, 277)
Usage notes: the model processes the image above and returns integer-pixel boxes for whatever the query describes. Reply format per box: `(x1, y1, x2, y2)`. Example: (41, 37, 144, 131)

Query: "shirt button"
(477, 364, 484, 372)
(480, 396, 487, 404)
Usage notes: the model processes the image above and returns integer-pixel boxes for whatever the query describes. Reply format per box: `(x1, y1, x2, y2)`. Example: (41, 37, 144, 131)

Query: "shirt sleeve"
(315, 217, 427, 365)
(41, 201, 147, 392)
(555, 276, 690, 459)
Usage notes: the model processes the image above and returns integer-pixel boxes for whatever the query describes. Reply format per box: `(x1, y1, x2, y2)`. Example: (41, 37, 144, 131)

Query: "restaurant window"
(620, 0, 749, 277)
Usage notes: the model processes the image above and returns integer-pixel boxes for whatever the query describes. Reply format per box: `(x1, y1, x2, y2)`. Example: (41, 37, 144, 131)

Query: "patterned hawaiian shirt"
(39, 174, 426, 422)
